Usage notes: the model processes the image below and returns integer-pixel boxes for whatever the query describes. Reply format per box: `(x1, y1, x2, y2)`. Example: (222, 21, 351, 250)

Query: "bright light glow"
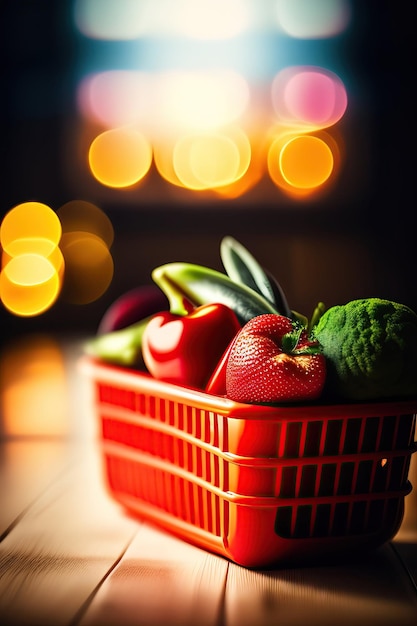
(160, 127, 251, 192)
(190, 136, 241, 187)
(77, 71, 152, 128)
(276, 0, 351, 38)
(78, 69, 251, 136)
(173, 133, 241, 189)
(71, 0, 351, 204)
(216, 126, 253, 186)
(0, 254, 61, 316)
(271, 66, 347, 129)
(280, 135, 334, 189)
(74, 0, 250, 40)
(1, 202, 61, 255)
(267, 131, 337, 197)
(2, 244, 64, 283)
(155, 71, 250, 134)
(154, 126, 258, 197)
(0, 202, 64, 316)
(170, 0, 249, 39)
(153, 135, 183, 188)
(74, 0, 147, 40)
(88, 128, 152, 188)
(59, 232, 114, 304)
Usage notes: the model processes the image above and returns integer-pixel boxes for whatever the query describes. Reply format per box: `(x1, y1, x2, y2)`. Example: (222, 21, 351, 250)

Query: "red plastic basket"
(81, 357, 417, 568)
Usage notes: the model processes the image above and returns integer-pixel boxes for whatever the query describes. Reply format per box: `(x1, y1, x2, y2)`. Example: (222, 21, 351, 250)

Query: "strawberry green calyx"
(282, 328, 323, 356)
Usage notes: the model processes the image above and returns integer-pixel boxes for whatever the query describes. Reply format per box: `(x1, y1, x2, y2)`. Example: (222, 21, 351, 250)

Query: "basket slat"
(82, 357, 417, 567)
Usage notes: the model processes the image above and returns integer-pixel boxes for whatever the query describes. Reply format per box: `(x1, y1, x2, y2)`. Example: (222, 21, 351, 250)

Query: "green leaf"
(220, 237, 276, 305)
(264, 268, 293, 319)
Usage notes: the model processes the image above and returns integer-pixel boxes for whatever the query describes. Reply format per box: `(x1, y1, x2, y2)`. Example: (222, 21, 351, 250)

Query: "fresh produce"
(220, 236, 291, 315)
(97, 285, 169, 334)
(142, 303, 241, 388)
(205, 338, 237, 396)
(86, 235, 417, 406)
(85, 317, 150, 368)
(314, 298, 417, 401)
(151, 262, 280, 325)
(225, 314, 326, 404)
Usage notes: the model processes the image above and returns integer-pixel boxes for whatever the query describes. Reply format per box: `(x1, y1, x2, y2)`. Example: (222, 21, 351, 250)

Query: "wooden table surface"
(1, 334, 416, 626)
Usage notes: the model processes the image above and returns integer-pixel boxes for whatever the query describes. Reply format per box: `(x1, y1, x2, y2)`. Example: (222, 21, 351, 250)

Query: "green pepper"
(84, 316, 151, 368)
(152, 262, 279, 325)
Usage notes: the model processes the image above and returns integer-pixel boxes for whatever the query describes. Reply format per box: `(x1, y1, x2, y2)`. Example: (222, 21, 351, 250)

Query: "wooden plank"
(0, 440, 76, 536)
(224, 544, 417, 626)
(0, 443, 138, 626)
(78, 522, 229, 626)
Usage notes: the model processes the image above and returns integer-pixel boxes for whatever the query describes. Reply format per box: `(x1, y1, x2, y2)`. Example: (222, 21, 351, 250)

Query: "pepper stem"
(152, 267, 193, 316)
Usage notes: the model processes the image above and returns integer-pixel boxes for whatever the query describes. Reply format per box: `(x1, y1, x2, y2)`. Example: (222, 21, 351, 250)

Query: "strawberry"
(225, 314, 326, 404)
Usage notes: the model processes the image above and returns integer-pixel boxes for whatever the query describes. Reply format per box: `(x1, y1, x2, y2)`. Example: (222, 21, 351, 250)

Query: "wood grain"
(79, 523, 228, 626)
(0, 336, 416, 626)
(0, 444, 138, 626)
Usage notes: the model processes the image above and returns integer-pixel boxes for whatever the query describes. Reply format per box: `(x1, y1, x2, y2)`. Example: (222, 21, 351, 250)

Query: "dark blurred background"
(1, 0, 415, 339)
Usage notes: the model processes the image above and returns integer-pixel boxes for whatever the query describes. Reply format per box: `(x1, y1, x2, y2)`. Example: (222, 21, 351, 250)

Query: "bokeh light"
(57, 199, 114, 248)
(155, 70, 250, 134)
(279, 135, 334, 188)
(271, 66, 347, 129)
(77, 70, 151, 128)
(74, 0, 250, 40)
(173, 133, 241, 190)
(0, 202, 64, 316)
(267, 130, 339, 198)
(57, 200, 114, 305)
(0, 336, 70, 437)
(168, 0, 250, 40)
(276, 0, 351, 38)
(0, 254, 61, 316)
(0, 200, 116, 316)
(2, 245, 65, 288)
(213, 138, 264, 200)
(154, 126, 252, 193)
(1, 201, 61, 255)
(72, 0, 351, 202)
(74, 0, 146, 40)
(88, 127, 153, 188)
(59, 232, 114, 305)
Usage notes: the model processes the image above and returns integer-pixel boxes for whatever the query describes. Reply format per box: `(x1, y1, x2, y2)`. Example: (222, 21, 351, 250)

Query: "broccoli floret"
(314, 298, 417, 401)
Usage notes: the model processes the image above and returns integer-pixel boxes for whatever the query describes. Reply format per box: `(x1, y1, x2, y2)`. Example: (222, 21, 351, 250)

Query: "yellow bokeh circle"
(279, 135, 334, 189)
(88, 127, 153, 188)
(0, 254, 61, 317)
(0, 202, 62, 254)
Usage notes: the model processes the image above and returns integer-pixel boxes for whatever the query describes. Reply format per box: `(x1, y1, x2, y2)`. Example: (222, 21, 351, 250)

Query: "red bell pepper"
(141, 303, 241, 389)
